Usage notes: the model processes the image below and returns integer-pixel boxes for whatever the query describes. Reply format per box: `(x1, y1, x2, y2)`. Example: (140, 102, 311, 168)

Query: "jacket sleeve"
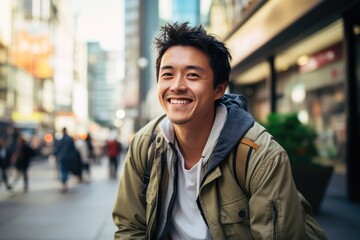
(112, 130, 152, 239)
(247, 141, 307, 240)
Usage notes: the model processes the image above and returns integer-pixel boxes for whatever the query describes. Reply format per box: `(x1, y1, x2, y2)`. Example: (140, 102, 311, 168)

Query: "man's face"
(157, 46, 225, 126)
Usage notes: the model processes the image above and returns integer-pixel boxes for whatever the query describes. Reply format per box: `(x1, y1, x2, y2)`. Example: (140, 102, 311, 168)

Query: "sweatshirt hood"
(202, 93, 255, 177)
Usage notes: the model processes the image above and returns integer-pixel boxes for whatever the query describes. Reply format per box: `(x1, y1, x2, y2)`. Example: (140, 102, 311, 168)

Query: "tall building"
(157, 0, 200, 25)
(0, 0, 58, 139)
(123, 0, 159, 134)
(87, 42, 123, 129)
(123, 0, 141, 134)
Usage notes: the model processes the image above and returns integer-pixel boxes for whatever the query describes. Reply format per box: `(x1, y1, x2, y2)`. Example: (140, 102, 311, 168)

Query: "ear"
(214, 82, 227, 100)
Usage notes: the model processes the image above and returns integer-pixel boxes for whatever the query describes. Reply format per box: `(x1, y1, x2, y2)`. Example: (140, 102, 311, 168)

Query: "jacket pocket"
(220, 197, 253, 239)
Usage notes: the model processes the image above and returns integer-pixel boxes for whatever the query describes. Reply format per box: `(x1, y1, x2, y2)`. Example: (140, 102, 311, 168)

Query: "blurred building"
(204, 0, 360, 201)
(53, 0, 79, 135)
(0, 0, 57, 141)
(0, 0, 14, 137)
(0, 0, 98, 143)
(158, 0, 200, 25)
(123, 0, 158, 134)
(87, 42, 124, 129)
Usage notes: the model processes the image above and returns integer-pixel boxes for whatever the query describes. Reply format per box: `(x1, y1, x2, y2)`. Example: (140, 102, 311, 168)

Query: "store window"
(275, 20, 346, 162)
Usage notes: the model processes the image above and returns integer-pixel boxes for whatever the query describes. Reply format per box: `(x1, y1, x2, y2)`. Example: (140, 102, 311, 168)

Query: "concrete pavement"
(1, 158, 360, 239)
(314, 171, 360, 240)
(0, 158, 120, 240)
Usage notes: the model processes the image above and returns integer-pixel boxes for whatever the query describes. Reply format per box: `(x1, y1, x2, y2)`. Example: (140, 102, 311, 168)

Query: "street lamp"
(116, 109, 125, 119)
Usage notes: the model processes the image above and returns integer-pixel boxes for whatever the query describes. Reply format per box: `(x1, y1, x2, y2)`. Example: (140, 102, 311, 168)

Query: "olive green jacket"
(113, 94, 325, 239)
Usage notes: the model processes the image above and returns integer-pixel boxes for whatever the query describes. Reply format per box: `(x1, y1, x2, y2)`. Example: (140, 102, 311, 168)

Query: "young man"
(113, 22, 326, 239)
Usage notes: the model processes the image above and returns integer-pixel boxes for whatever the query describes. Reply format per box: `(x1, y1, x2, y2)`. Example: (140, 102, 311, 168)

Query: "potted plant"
(262, 112, 333, 213)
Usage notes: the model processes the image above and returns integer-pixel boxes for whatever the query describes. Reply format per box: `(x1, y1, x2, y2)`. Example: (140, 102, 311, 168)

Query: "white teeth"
(170, 99, 190, 104)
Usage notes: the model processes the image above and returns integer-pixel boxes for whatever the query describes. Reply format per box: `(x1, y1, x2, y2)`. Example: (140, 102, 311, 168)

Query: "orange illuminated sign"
(10, 31, 53, 78)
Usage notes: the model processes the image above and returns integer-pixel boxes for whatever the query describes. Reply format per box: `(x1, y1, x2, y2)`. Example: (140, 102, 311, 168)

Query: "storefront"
(223, 0, 360, 201)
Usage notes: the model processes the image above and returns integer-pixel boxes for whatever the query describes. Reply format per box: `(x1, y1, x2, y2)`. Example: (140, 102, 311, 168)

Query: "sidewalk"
(0, 158, 360, 239)
(314, 172, 360, 240)
(0, 158, 120, 240)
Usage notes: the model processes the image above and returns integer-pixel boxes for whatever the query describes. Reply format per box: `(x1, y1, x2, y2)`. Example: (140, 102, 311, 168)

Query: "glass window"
(275, 20, 346, 162)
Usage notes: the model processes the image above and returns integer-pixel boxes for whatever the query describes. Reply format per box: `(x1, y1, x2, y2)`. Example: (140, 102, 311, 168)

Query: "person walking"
(53, 128, 81, 193)
(0, 136, 12, 191)
(74, 134, 91, 182)
(106, 132, 122, 179)
(85, 133, 95, 164)
(8, 131, 35, 192)
(112, 22, 327, 239)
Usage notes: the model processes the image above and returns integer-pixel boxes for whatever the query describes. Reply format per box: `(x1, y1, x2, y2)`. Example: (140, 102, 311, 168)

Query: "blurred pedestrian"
(93, 139, 105, 165)
(85, 133, 95, 164)
(53, 128, 82, 193)
(0, 136, 12, 191)
(9, 131, 35, 192)
(106, 131, 122, 179)
(75, 134, 91, 182)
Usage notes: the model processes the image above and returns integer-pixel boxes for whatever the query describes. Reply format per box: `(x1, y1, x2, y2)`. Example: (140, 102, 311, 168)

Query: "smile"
(169, 99, 191, 104)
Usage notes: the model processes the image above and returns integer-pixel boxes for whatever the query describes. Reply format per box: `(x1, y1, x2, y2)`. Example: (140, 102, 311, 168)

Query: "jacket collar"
(202, 94, 255, 177)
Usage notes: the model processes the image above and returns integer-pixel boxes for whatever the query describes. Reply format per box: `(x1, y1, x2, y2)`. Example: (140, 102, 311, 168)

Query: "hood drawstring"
(196, 156, 204, 196)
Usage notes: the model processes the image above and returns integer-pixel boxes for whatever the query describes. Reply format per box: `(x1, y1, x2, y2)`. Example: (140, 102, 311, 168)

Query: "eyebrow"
(160, 65, 205, 72)
(160, 65, 173, 71)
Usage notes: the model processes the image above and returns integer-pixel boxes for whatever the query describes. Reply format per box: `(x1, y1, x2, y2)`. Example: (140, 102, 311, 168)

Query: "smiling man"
(113, 22, 327, 240)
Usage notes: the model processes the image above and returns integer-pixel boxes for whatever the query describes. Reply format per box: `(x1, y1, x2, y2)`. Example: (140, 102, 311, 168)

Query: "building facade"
(0, 0, 58, 142)
(87, 42, 123, 129)
(205, 0, 360, 201)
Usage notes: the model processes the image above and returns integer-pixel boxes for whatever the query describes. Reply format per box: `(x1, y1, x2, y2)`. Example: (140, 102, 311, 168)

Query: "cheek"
(157, 84, 165, 104)
(157, 81, 171, 94)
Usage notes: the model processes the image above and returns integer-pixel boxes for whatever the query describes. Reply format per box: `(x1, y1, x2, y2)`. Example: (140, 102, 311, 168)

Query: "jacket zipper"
(272, 201, 278, 239)
(158, 143, 178, 240)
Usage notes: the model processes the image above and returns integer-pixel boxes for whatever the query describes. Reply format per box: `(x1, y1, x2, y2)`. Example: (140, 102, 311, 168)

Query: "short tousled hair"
(153, 22, 232, 88)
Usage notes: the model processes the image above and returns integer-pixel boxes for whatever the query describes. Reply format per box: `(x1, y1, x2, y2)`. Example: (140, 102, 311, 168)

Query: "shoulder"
(128, 115, 165, 156)
(131, 115, 165, 145)
(244, 121, 287, 175)
(246, 121, 284, 153)
(244, 122, 290, 192)
(126, 115, 166, 174)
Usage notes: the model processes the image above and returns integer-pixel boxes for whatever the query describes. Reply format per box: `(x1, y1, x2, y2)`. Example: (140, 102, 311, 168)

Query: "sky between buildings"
(69, 0, 124, 51)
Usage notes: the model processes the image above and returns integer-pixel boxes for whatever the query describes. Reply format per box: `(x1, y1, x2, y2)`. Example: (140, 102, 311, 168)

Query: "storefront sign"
(299, 43, 342, 73)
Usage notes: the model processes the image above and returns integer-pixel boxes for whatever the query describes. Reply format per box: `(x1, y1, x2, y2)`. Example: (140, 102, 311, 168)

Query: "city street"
(0, 157, 360, 240)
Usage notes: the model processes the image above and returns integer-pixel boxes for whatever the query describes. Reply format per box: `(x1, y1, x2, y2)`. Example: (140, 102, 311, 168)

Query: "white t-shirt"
(169, 153, 211, 240)
(166, 104, 228, 240)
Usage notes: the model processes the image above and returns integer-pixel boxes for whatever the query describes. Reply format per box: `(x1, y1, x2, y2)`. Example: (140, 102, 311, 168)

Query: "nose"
(170, 74, 187, 93)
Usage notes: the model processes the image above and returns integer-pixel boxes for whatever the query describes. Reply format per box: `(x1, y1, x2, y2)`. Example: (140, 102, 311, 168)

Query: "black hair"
(154, 22, 232, 88)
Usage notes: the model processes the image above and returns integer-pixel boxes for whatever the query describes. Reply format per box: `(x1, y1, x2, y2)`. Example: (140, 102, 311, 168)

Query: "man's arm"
(248, 150, 307, 240)
(112, 133, 151, 239)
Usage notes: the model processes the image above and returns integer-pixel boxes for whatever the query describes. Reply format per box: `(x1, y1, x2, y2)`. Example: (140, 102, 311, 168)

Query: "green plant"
(262, 112, 318, 166)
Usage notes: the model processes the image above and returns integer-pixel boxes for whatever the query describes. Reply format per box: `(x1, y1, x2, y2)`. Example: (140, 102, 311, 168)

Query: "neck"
(174, 115, 215, 169)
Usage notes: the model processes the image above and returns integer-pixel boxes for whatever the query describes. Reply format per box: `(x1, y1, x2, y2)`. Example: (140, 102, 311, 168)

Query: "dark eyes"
(188, 73, 199, 78)
(161, 72, 172, 77)
(160, 72, 200, 79)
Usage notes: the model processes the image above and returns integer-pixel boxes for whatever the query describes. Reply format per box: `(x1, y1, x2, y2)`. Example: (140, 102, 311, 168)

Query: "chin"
(167, 116, 190, 125)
